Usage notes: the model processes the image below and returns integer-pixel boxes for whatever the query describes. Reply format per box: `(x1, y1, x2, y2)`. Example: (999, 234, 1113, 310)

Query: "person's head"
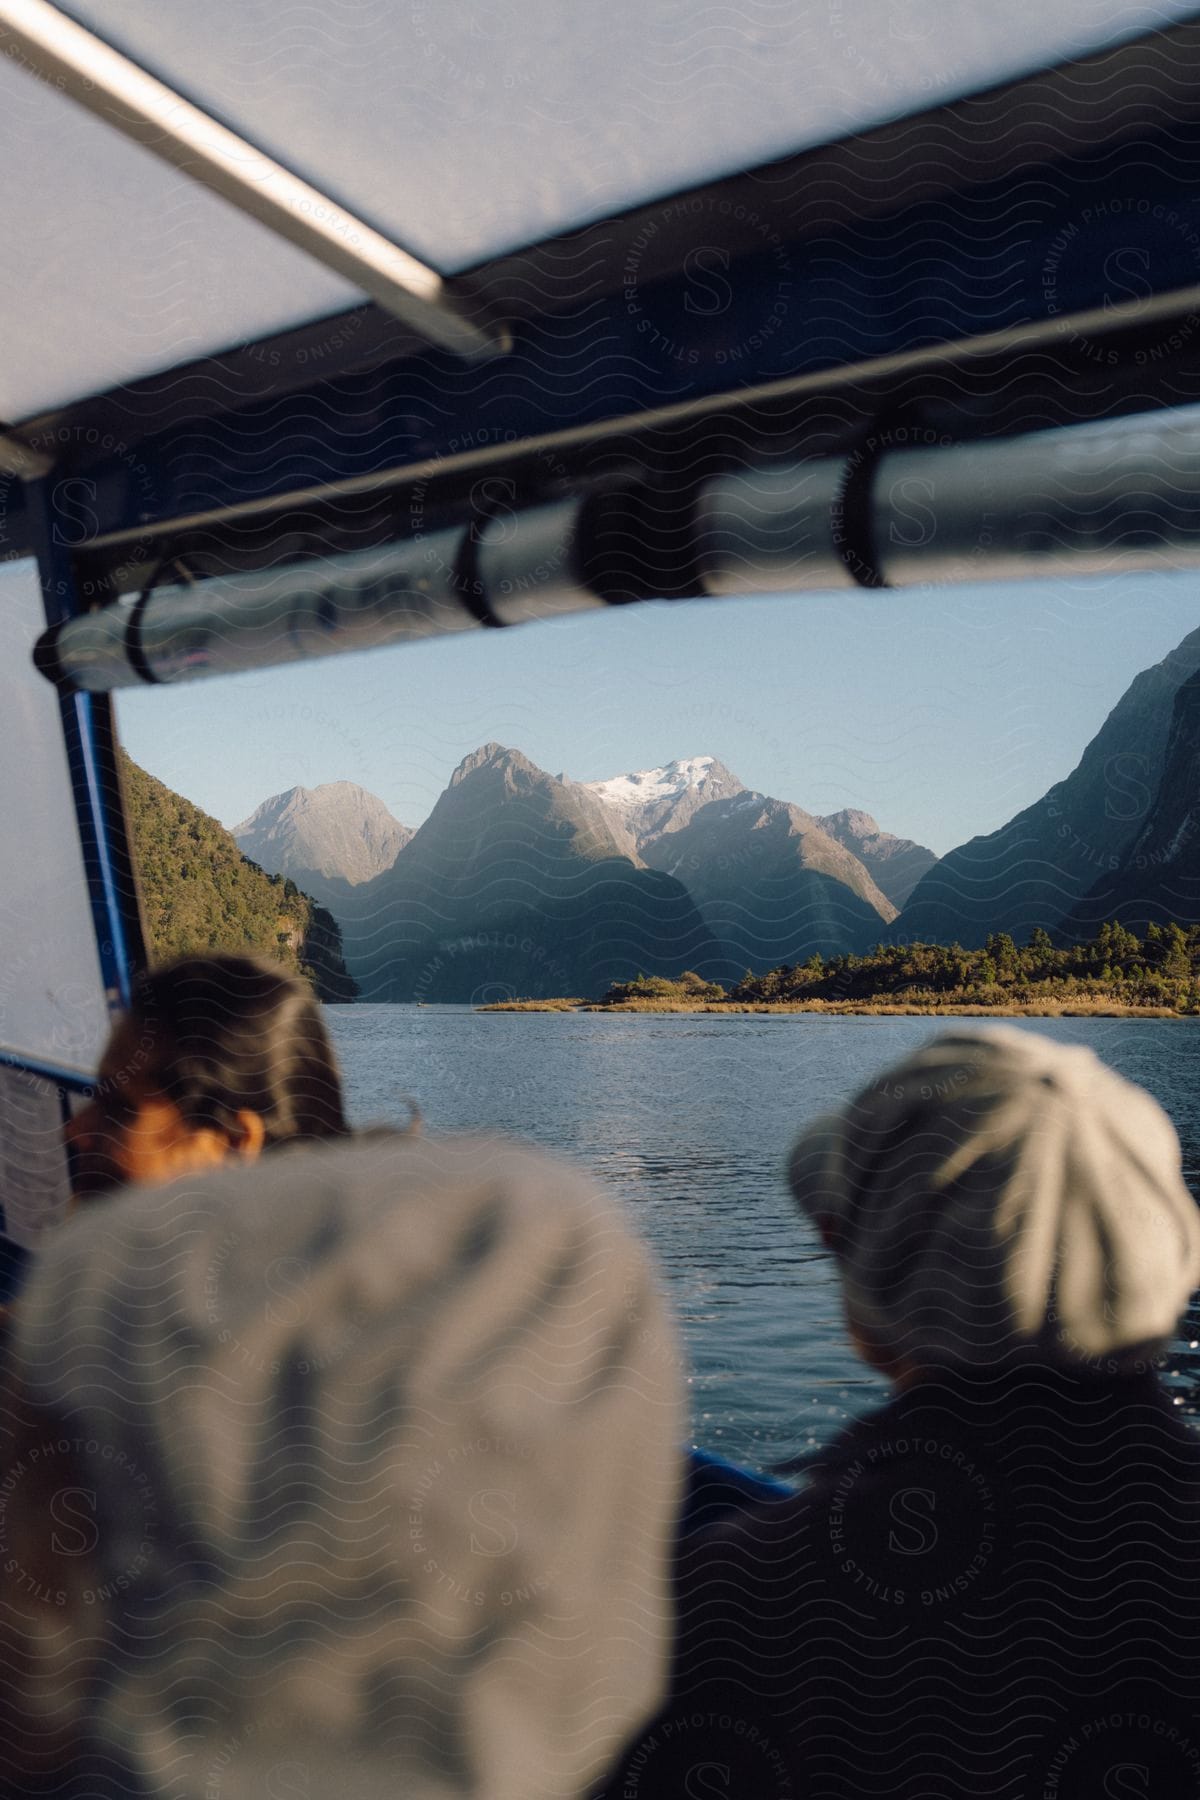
(65, 954, 348, 1200)
(1, 1132, 682, 1798)
(789, 1026, 1200, 1384)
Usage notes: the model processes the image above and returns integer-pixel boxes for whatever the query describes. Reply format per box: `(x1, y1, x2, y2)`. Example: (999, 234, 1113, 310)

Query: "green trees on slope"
(727, 921, 1200, 1010)
(119, 752, 357, 1002)
(604, 970, 728, 1003)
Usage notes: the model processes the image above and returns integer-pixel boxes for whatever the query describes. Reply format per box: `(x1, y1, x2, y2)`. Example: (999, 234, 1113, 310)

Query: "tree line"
(603, 922, 1200, 1011)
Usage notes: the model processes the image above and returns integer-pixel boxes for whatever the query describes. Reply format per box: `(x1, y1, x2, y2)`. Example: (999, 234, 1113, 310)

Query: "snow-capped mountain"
(582, 755, 746, 848)
(237, 748, 938, 995)
(640, 789, 898, 965)
(335, 744, 717, 1001)
(582, 754, 899, 965)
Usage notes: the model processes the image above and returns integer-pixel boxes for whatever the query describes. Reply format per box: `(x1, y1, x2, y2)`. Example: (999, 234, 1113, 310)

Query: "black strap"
(831, 404, 955, 591)
(32, 619, 76, 695)
(451, 503, 510, 628)
(830, 426, 894, 591)
(124, 585, 163, 685)
(124, 556, 195, 684)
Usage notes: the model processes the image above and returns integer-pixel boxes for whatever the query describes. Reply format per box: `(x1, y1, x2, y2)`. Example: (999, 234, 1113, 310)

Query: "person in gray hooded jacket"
(600, 1026, 1200, 1800)
(0, 1129, 683, 1800)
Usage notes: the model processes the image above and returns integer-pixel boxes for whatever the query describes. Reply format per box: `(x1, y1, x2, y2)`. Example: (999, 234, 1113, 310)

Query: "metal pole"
(0, 0, 508, 359)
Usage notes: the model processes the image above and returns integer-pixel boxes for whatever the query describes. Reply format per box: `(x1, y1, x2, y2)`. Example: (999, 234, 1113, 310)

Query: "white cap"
(789, 1026, 1200, 1371)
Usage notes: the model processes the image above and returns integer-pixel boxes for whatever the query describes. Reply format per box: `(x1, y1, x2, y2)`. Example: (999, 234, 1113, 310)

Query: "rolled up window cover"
(36, 403, 1200, 693)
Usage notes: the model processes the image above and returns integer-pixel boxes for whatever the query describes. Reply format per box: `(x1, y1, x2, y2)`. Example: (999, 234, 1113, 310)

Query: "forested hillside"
(120, 753, 357, 1001)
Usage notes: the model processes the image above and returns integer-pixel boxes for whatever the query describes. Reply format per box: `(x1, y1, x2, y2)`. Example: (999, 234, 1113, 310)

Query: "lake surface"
(324, 1008, 1200, 1473)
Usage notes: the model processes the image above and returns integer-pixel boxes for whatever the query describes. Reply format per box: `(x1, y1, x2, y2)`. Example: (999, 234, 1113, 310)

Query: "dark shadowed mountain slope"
(641, 791, 898, 977)
(337, 744, 720, 1001)
(890, 626, 1200, 948)
(1060, 664, 1200, 936)
(235, 782, 412, 912)
(816, 809, 938, 910)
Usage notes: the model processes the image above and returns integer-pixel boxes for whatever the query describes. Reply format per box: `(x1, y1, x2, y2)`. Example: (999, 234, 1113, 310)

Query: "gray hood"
(9, 1132, 684, 1799)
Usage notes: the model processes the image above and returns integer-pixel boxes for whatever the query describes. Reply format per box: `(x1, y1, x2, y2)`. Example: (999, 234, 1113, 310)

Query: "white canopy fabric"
(4, 0, 1200, 417)
(0, 559, 110, 1072)
(0, 41, 363, 421)
(61, 0, 1200, 270)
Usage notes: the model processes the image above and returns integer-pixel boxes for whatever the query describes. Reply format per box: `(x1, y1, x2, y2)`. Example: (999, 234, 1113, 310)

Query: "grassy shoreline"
(479, 998, 1189, 1018)
(478, 926, 1200, 1017)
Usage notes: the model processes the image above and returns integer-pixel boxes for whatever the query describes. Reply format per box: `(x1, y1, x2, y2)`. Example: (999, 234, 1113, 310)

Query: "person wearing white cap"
(790, 1023, 1200, 1378)
(0, 1129, 683, 1800)
(599, 1027, 1200, 1800)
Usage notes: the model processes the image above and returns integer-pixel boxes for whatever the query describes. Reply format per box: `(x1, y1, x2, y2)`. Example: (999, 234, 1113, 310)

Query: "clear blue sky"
(116, 568, 1200, 859)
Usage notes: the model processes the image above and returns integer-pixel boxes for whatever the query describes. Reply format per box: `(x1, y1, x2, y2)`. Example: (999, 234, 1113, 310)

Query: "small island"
(479, 922, 1200, 1017)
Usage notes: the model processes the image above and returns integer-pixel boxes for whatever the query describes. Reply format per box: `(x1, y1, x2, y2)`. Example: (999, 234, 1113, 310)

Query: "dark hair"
(125, 955, 349, 1147)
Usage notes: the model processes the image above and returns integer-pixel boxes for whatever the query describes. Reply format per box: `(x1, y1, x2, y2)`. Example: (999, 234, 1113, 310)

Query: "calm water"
(324, 1008, 1200, 1473)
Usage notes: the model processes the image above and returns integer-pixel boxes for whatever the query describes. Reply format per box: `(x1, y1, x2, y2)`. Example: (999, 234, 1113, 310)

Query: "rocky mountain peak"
(234, 781, 411, 890)
(816, 808, 938, 909)
(820, 807, 882, 840)
(447, 742, 541, 788)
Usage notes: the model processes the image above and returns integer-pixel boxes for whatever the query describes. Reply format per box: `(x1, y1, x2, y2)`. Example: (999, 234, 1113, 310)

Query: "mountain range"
(226, 621, 1200, 1000)
(235, 751, 935, 1001)
(323, 746, 721, 1002)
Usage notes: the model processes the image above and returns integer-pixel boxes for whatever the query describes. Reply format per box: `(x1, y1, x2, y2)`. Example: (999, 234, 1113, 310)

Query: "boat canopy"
(4, 0, 1200, 1244)
(5, 0, 1199, 418)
